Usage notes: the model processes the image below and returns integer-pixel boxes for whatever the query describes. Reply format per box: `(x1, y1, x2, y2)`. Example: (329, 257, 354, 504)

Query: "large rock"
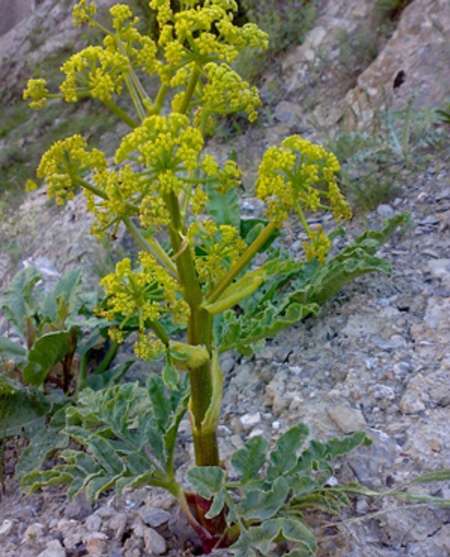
(0, 0, 34, 37)
(341, 0, 450, 129)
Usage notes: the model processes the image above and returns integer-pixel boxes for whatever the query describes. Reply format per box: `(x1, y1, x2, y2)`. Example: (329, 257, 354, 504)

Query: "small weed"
(327, 104, 446, 212)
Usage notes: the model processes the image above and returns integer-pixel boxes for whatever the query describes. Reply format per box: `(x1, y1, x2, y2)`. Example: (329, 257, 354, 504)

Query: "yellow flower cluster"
(105, 5, 159, 76)
(100, 253, 189, 358)
(72, 0, 96, 26)
(23, 79, 49, 110)
(36, 135, 106, 205)
(84, 165, 142, 235)
(151, 0, 268, 70)
(256, 135, 351, 223)
(134, 332, 164, 361)
(200, 63, 261, 122)
(189, 220, 246, 286)
(116, 113, 202, 167)
(60, 46, 128, 103)
(202, 155, 241, 193)
(303, 226, 332, 263)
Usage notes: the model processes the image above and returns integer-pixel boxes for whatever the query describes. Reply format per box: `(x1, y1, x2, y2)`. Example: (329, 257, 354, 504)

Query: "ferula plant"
(21, 1, 414, 554)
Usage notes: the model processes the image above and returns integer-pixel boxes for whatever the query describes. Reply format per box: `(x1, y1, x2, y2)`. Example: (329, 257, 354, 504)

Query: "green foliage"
(217, 215, 407, 355)
(0, 266, 130, 478)
(375, 0, 413, 20)
(0, 267, 91, 388)
(188, 425, 371, 556)
(328, 106, 445, 211)
(22, 377, 190, 499)
(436, 102, 450, 125)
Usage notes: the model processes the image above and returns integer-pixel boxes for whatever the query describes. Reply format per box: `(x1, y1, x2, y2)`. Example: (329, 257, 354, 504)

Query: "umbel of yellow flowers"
(23, 0, 351, 362)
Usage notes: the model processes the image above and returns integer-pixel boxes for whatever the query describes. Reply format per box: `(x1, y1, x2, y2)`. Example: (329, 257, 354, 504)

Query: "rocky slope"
(0, 0, 449, 556)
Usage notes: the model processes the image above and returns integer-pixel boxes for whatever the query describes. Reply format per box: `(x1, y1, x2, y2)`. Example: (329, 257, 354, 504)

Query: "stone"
(63, 494, 92, 520)
(0, 519, 14, 537)
(403, 408, 450, 464)
(427, 258, 450, 288)
(239, 412, 262, 431)
(400, 391, 426, 414)
(143, 527, 167, 555)
(327, 403, 367, 433)
(85, 513, 102, 532)
(85, 532, 108, 557)
(341, 0, 450, 129)
(23, 522, 45, 544)
(55, 519, 83, 550)
(377, 204, 395, 218)
(346, 429, 400, 487)
(273, 101, 303, 127)
(423, 297, 450, 330)
(108, 513, 128, 540)
(37, 540, 66, 557)
(400, 365, 450, 415)
(0, 0, 33, 37)
(138, 507, 171, 528)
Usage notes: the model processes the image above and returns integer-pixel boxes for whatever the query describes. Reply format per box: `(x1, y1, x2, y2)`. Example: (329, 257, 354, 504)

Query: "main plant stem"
(165, 192, 219, 466)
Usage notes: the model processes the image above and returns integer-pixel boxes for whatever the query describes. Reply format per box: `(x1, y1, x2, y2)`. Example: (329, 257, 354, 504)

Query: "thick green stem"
(164, 190, 219, 466)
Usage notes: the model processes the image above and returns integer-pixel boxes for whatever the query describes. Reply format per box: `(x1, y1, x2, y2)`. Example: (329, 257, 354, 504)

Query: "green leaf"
(205, 489, 226, 519)
(0, 267, 41, 337)
(0, 375, 51, 439)
(0, 336, 27, 361)
(15, 413, 69, 479)
(240, 217, 279, 250)
(199, 350, 223, 434)
(203, 269, 266, 315)
(162, 360, 179, 390)
(42, 269, 82, 322)
(187, 466, 225, 499)
(86, 360, 133, 391)
(219, 302, 318, 355)
(240, 477, 290, 520)
(231, 436, 268, 483)
(268, 424, 309, 480)
(412, 469, 450, 484)
(23, 331, 71, 386)
(277, 517, 317, 551)
(207, 185, 240, 228)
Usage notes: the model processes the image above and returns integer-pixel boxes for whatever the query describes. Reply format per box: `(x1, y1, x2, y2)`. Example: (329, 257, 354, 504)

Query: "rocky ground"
(1, 0, 450, 556)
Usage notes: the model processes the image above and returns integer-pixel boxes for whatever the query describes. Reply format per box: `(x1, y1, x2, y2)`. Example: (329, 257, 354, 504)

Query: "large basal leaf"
(231, 436, 268, 484)
(15, 409, 69, 479)
(22, 380, 190, 501)
(41, 269, 83, 322)
(23, 330, 71, 386)
(187, 466, 226, 499)
(0, 266, 41, 337)
(240, 477, 290, 521)
(0, 336, 27, 362)
(268, 424, 309, 481)
(0, 375, 50, 439)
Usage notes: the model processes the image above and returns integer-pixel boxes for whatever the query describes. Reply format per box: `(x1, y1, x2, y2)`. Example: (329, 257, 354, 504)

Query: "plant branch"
(101, 98, 139, 128)
(122, 217, 178, 278)
(207, 220, 278, 304)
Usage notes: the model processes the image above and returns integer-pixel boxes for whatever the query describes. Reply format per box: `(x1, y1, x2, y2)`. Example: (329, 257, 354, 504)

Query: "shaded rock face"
(0, 0, 35, 37)
(341, 0, 450, 129)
